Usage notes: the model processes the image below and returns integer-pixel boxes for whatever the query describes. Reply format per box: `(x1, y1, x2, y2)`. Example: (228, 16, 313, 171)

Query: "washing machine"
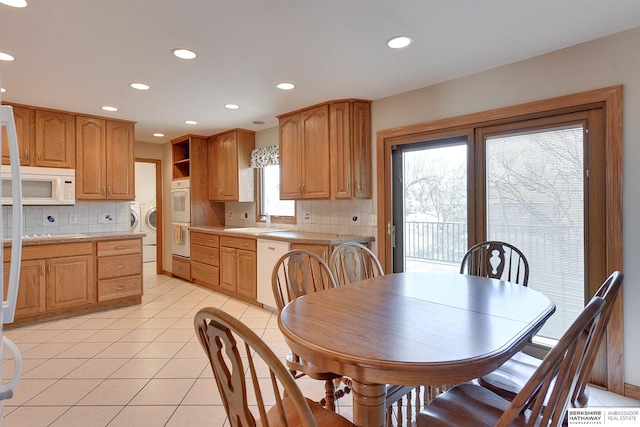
(130, 202, 141, 233)
(140, 202, 157, 262)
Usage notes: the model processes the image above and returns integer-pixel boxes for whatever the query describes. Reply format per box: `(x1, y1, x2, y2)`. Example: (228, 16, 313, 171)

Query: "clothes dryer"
(130, 202, 141, 233)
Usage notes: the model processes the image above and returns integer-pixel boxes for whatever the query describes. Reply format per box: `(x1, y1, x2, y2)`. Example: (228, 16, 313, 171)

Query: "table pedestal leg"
(352, 380, 386, 427)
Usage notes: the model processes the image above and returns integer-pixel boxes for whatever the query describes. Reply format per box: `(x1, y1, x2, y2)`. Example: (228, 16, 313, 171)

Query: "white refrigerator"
(0, 100, 25, 416)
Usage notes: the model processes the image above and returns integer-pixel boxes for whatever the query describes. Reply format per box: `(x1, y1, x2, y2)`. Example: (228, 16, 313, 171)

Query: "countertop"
(3, 232, 146, 247)
(190, 226, 374, 245)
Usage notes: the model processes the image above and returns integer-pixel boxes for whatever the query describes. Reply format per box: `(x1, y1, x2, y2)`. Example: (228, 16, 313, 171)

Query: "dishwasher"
(257, 239, 290, 311)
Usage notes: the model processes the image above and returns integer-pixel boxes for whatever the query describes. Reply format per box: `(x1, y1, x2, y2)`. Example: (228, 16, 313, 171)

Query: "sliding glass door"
(391, 137, 467, 273)
(483, 124, 585, 342)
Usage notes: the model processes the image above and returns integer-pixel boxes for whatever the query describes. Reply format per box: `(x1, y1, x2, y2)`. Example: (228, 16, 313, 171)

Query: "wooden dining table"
(278, 271, 556, 427)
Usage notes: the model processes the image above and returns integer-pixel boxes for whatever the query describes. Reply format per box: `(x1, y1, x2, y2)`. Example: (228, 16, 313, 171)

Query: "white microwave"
(1, 165, 75, 205)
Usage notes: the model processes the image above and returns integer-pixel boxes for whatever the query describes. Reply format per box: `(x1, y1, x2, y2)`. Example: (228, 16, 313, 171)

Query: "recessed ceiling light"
(225, 104, 239, 110)
(386, 36, 413, 49)
(153, 133, 164, 137)
(172, 48, 197, 60)
(0, 88, 6, 93)
(101, 106, 118, 112)
(252, 120, 265, 125)
(130, 82, 150, 90)
(185, 120, 197, 125)
(0, 0, 27, 8)
(0, 51, 15, 61)
(276, 82, 295, 90)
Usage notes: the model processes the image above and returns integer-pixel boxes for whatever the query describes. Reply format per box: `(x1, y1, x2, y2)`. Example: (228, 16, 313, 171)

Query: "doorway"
(135, 158, 162, 275)
(391, 137, 468, 273)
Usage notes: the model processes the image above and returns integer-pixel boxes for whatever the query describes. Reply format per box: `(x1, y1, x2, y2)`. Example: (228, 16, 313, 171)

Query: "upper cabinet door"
(330, 101, 352, 199)
(75, 116, 107, 199)
(279, 113, 303, 199)
(2, 105, 34, 166)
(105, 121, 134, 200)
(218, 131, 239, 200)
(35, 110, 75, 168)
(301, 104, 330, 199)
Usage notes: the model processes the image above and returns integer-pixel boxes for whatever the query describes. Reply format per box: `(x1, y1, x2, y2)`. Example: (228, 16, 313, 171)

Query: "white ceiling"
(1, 1, 640, 143)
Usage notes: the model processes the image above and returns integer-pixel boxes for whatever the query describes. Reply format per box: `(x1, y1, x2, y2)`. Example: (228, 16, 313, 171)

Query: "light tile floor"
(2, 262, 639, 426)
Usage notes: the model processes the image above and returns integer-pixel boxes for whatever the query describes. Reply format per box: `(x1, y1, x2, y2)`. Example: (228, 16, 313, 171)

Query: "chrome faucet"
(260, 213, 271, 228)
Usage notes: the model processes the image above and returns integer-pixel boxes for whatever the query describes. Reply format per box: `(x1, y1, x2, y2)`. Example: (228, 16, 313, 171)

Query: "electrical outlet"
(368, 214, 377, 226)
(228, 211, 234, 219)
(69, 214, 77, 224)
(243, 211, 249, 219)
(351, 214, 360, 224)
(303, 212, 311, 223)
(331, 213, 338, 224)
(309, 213, 317, 224)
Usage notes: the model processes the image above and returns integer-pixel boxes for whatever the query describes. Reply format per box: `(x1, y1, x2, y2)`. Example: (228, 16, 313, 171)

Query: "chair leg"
(324, 379, 336, 411)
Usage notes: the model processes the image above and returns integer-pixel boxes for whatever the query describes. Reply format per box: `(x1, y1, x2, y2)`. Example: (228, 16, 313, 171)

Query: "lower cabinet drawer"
(98, 254, 142, 280)
(191, 244, 219, 266)
(173, 255, 191, 281)
(98, 276, 142, 302)
(191, 261, 219, 287)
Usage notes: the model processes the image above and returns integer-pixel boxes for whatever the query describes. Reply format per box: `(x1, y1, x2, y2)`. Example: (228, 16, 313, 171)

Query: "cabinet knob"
(116, 265, 126, 269)
(37, 151, 41, 160)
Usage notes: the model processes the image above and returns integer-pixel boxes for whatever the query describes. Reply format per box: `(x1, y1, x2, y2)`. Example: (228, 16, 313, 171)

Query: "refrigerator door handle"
(1, 105, 24, 324)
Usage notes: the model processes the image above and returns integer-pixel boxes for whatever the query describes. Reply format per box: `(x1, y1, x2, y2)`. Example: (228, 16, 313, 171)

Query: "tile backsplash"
(224, 199, 377, 237)
(2, 201, 131, 238)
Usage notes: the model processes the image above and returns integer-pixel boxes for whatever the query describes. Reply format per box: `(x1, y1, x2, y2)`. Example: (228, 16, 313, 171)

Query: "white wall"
(370, 26, 640, 386)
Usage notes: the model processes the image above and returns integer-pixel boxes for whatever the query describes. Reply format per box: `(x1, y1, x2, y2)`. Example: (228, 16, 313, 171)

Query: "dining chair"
(194, 306, 356, 427)
(416, 296, 605, 427)
(329, 242, 384, 286)
(460, 240, 529, 285)
(478, 270, 624, 408)
(272, 249, 348, 411)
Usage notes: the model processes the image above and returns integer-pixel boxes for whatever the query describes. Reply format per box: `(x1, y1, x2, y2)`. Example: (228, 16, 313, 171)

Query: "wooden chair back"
(329, 242, 384, 286)
(460, 240, 529, 285)
(272, 250, 337, 311)
(194, 306, 317, 427)
(498, 296, 604, 426)
(572, 270, 623, 406)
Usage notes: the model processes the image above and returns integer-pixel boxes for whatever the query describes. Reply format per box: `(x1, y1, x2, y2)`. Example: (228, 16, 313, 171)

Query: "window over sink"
(257, 165, 295, 224)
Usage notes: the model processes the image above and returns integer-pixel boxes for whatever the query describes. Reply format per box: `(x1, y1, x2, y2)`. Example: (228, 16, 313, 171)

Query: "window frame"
(255, 166, 296, 225)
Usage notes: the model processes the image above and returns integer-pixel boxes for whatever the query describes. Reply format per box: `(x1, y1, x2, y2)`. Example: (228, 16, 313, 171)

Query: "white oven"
(171, 179, 190, 223)
(172, 222, 190, 258)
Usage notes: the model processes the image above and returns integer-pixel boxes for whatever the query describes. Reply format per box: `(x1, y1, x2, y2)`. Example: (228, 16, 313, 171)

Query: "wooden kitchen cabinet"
(219, 235, 257, 300)
(172, 137, 190, 179)
(3, 259, 45, 319)
(96, 239, 142, 302)
(46, 254, 94, 311)
(190, 231, 220, 290)
(330, 100, 372, 199)
(4, 243, 95, 314)
(75, 116, 135, 200)
(35, 109, 75, 168)
(279, 104, 331, 199)
(290, 242, 333, 263)
(208, 129, 255, 202)
(2, 105, 34, 166)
